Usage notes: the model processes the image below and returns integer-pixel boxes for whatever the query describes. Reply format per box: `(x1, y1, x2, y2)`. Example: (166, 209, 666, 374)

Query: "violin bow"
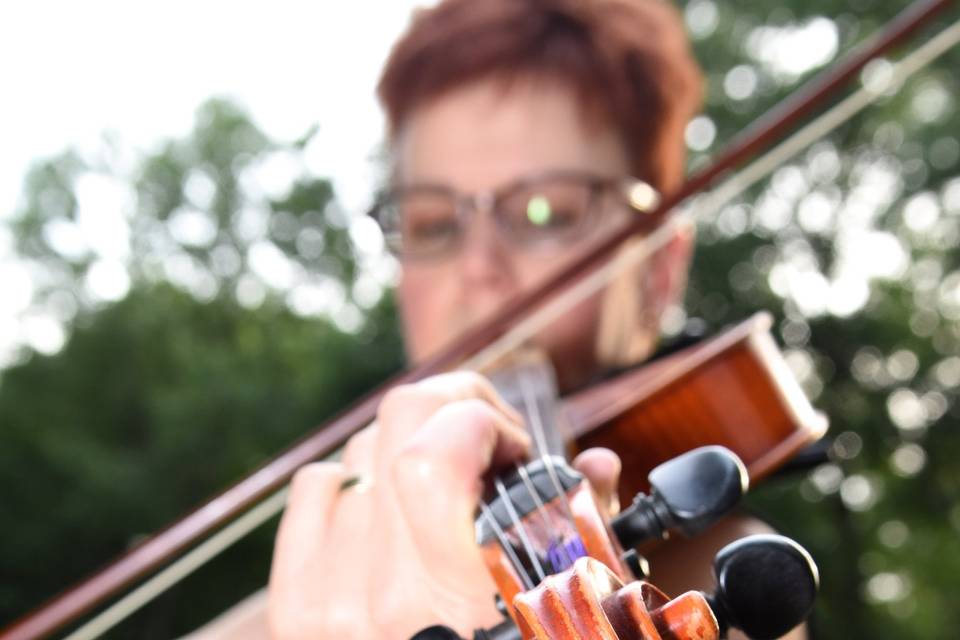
(3, 1, 956, 638)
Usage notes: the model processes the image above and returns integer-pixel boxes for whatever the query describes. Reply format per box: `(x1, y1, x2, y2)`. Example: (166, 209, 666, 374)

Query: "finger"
(397, 398, 530, 495)
(271, 462, 346, 586)
(415, 371, 523, 424)
(326, 429, 378, 558)
(341, 424, 378, 477)
(376, 372, 522, 465)
(391, 399, 530, 571)
(572, 448, 622, 515)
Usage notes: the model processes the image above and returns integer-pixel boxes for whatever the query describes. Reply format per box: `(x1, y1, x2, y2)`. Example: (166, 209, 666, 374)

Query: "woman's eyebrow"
(392, 180, 458, 193)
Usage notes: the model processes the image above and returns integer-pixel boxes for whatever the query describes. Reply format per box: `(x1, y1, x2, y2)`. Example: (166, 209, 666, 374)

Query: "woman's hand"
(267, 371, 620, 640)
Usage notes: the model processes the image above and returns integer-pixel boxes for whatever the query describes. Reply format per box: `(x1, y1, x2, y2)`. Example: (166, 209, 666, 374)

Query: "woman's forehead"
(392, 77, 631, 190)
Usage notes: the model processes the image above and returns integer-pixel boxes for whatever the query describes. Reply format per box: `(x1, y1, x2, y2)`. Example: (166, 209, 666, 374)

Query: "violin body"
(564, 313, 827, 504)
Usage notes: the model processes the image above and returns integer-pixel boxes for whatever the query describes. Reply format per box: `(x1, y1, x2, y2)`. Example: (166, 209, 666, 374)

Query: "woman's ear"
(594, 220, 695, 368)
(649, 217, 695, 321)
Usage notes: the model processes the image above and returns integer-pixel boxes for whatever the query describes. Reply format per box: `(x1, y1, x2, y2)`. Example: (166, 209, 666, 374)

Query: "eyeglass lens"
(381, 176, 603, 257)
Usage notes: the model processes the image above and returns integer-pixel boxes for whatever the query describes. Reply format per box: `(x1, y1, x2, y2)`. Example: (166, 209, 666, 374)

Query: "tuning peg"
(706, 534, 819, 640)
(621, 547, 651, 580)
(411, 620, 521, 640)
(409, 625, 464, 639)
(611, 446, 748, 548)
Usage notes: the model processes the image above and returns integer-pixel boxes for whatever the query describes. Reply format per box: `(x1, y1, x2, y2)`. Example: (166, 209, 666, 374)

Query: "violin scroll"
(410, 533, 819, 640)
(465, 444, 818, 640)
(508, 534, 819, 640)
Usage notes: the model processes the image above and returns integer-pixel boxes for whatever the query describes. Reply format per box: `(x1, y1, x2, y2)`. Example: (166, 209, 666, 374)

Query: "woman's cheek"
(399, 267, 457, 361)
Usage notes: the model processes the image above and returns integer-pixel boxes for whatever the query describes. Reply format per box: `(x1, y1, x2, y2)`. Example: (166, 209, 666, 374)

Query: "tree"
(681, 1, 960, 635)
(0, 99, 404, 636)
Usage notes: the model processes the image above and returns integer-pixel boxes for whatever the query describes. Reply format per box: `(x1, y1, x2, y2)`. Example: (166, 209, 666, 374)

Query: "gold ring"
(339, 474, 372, 493)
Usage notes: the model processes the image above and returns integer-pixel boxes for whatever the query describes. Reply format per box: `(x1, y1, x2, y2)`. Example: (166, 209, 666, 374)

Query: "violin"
(415, 443, 821, 640)
(435, 315, 824, 640)
(476, 312, 824, 607)
(404, 338, 823, 639)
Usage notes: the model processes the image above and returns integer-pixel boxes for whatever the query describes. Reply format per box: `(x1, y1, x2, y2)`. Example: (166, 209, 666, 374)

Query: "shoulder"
(642, 516, 808, 640)
(643, 514, 774, 596)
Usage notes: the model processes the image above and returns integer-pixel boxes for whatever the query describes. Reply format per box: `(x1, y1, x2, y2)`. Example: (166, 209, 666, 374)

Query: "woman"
(197, 1, 802, 638)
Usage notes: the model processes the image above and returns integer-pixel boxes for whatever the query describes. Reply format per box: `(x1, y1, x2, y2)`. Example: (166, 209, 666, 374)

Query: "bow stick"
(2, 1, 955, 638)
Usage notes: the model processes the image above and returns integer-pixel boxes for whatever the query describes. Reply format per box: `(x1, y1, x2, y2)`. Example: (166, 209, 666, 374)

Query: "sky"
(0, 0, 432, 219)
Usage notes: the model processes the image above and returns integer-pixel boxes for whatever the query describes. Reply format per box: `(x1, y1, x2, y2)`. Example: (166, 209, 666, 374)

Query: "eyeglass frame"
(367, 169, 661, 260)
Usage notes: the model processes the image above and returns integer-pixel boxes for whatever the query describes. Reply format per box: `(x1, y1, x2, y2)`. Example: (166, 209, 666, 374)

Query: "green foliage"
(680, 1, 960, 635)
(0, 97, 404, 636)
(0, 285, 403, 635)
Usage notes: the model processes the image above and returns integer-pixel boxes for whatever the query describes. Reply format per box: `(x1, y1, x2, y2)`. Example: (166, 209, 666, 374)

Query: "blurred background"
(1, 1, 958, 638)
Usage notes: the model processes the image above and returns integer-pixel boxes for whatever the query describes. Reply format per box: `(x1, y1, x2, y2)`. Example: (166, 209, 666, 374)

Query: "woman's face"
(393, 77, 636, 389)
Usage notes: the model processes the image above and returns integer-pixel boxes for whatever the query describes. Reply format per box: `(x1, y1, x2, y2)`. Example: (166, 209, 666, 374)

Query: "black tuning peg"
(409, 625, 464, 640)
(706, 534, 819, 640)
(473, 619, 522, 640)
(411, 620, 521, 640)
(611, 446, 748, 548)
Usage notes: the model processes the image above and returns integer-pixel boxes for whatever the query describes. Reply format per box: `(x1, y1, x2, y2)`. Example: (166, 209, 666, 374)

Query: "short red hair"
(378, 0, 703, 194)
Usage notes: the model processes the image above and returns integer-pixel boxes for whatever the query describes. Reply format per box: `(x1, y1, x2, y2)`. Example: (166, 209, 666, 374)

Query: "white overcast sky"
(0, 0, 433, 220)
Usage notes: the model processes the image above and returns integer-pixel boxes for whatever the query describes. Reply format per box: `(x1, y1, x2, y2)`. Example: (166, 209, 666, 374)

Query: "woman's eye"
(522, 196, 581, 229)
(400, 198, 459, 240)
(404, 207, 461, 248)
(411, 218, 459, 238)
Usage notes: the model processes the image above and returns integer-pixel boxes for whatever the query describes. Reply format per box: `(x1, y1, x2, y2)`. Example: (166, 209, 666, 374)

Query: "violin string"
(494, 364, 574, 575)
(517, 369, 579, 529)
(479, 501, 536, 591)
(459, 15, 960, 376)
(516, 464, 576, 570)
(494, 477, 547, 583)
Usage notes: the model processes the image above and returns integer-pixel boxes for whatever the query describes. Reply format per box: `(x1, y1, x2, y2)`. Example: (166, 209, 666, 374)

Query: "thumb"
(572, 448, 621, 516)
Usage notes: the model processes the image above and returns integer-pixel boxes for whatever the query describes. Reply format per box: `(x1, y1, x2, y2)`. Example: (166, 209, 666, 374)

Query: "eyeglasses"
(368, 169, 660, 260)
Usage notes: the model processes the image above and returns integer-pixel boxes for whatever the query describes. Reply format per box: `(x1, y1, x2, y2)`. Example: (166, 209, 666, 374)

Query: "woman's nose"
(457, 206, 513, 290)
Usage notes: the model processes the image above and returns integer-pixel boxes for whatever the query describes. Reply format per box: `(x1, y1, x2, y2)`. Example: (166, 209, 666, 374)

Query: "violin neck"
(485, 348, 568, 459)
